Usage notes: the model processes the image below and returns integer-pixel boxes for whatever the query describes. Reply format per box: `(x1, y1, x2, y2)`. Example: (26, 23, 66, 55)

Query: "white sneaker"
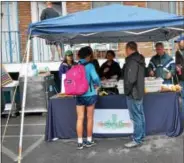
(52, 138, 59, 141)
(124, 141, 141, 148)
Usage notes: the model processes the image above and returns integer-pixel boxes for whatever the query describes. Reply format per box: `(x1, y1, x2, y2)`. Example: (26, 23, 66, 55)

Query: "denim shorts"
(76, 95, 98, 106)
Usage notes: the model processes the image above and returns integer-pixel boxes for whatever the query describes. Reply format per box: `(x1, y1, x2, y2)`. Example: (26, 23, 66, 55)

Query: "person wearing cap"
(59, 50, 77, 91)
(175, 36, 184, 114)
(148, 42, 175, 84)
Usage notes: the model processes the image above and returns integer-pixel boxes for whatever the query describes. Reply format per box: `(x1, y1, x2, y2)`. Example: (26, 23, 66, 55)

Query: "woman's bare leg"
(86, 104, 95, 139)
(76, 105, 85, 141)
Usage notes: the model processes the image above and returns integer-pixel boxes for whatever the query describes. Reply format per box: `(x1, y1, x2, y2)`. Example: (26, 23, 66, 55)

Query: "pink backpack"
(64, 63, 89, 95)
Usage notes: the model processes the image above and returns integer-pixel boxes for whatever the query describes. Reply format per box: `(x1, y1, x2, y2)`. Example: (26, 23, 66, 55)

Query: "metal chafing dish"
(101, 79, 118, 88)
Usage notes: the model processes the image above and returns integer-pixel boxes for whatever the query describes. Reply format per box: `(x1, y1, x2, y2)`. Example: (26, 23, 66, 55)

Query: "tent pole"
(18, 37, 31, 163)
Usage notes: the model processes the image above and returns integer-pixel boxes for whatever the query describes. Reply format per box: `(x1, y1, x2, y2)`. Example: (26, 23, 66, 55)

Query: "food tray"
(145, 77, 163, 86)
(101, 79, 118, 88)
(145, 85, 161, 93)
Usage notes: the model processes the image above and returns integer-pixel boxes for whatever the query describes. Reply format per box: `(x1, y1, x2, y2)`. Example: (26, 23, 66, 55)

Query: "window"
(92, 43, 119, 51)
(92, 1, 122, 8)
(93, 43, 108, 51)
(147, 2, 177, 14)
(1, 2, 20, 63)
(110, 43, 119, 51)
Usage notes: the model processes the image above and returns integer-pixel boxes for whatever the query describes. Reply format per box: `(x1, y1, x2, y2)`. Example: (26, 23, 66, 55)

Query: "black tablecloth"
(45, 93, 183, 141)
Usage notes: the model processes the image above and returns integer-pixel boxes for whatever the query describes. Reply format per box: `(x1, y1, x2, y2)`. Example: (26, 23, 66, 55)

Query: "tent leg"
(17, 38, 31, 163)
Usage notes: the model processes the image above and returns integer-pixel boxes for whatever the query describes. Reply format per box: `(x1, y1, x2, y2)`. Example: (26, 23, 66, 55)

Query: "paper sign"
(93, 109, 133, 134)
(61, 74, 66, 93)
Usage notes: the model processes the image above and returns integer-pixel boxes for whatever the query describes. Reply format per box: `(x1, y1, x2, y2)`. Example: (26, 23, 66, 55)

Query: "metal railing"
(1, 31, 21, 64)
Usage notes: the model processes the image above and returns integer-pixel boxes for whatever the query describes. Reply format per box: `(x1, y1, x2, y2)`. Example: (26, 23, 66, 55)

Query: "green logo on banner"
(97, 114, 131, 129)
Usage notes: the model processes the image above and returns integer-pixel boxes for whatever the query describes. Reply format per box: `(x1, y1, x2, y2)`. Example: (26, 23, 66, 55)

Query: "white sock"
(78, 138, 83, 144)
(87, 137, 92, 142)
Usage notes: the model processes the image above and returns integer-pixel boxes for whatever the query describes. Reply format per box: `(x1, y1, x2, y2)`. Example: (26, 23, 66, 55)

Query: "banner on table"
(93, 109, 133, 134)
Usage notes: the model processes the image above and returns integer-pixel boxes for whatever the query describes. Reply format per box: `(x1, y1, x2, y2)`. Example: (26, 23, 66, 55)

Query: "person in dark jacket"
(59, 50, 76, 91)
(123, 41, 146, 148)
(148, 42, 175, 84)
(40, 2, 61, 61)
(99, 50, 121, 80)
(175, 37, 184, 114)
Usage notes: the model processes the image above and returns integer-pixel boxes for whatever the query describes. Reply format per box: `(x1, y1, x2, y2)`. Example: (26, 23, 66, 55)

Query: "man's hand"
(176, 65, 182, 71)
(166, 72, 172, 79)
(149, 70, 155, 77)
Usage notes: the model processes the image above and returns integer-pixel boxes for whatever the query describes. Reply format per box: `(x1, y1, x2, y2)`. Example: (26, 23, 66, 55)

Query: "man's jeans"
(126, 96, 146, 144)
(180, 81, 184, 115)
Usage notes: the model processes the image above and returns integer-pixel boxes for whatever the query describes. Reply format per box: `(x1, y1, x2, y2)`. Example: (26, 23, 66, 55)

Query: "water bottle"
(32, 63, 38, 76)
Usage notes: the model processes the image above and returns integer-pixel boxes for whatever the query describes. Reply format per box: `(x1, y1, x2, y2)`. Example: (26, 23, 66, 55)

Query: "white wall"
(4, 58, 152, 73)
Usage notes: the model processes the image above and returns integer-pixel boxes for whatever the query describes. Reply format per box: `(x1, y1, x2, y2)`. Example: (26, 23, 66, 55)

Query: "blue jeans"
(126, 96, 146, 144)
(180, 81, 184, 114)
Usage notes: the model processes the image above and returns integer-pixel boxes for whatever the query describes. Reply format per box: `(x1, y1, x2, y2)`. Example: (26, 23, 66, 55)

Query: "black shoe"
(85, 140, 96, 148)
(77, 143, 84, 150)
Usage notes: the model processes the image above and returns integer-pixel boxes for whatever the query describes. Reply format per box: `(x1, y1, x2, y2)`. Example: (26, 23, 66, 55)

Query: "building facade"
(1, 1, 184, 70)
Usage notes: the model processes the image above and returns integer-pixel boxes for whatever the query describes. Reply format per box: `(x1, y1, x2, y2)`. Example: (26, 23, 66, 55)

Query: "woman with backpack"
(76, 46, 101, 150)
(59, 50, 76, 91)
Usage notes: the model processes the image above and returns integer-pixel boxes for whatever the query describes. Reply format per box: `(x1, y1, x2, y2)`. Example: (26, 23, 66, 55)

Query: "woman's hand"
(101, 77, 106, 81)
(103, 67, 110, 73)
(95, 87, 100, 93)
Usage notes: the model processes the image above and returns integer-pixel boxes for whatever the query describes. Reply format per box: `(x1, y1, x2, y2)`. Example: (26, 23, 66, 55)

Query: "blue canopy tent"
(17, 5, 184, 160)
(175, 36, 184, 42)
(28, 4, 184, 43)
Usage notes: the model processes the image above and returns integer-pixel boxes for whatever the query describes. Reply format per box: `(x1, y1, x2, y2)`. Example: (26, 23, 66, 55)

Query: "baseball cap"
(65, 50, 73, 56)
